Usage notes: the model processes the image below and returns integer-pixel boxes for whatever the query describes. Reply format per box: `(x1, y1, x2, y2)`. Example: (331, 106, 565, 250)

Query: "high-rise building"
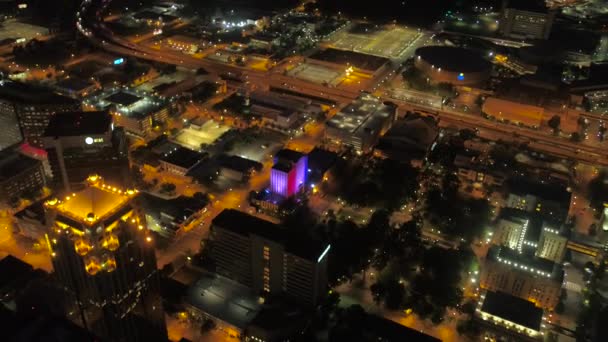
(45, 175, 167, 342)
(0, 80, 81, 148)
(480, 245, 563, 310)
(209, 209, 328, 306)
(270, 149, 307, 198)
(0, 151, 46, 204)
(499, 0, 556, 40)
(41, 111, 129, 193)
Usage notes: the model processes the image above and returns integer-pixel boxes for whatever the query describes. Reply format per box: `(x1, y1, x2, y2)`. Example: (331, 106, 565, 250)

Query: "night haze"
(0, 0, 607, 341)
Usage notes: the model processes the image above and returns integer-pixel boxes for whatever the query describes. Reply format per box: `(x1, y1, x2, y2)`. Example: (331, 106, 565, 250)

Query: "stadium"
(414, 46, 492, 86)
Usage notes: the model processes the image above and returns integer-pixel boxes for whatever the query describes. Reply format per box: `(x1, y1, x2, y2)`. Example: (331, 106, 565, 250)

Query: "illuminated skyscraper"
(270, 149, 307, 198)
(45, 175, 167, 342)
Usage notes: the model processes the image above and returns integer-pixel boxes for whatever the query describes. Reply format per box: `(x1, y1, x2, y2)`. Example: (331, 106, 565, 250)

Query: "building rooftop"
(415, 46, 492, 73)
(327, 93, 394, 135)
(0, 80, 79, 106)
(0, 255, 35, 290)
(0, 153, 41, 183)
(480, 290, 544, 331)
(55, 77, 96, 92)
(309, 48, 389, 72)
(218, 155, 263, 173)
(0, 306, 98, 342)
(362, 314, 440, 341)
(307, 148, 338, 182)
(160, 146, 206, 170)
(140, 193, 209, 226)
(376, 115, 439, 161)
(187, 273, 261, 330)
(275, 148, 306, 164)
(272, 161, 294, 173)
(44, 111, 112, 137)
(105, 91, 142, 107)
(212, 209, 328, 261)
(487, 245, 563, 281)
(507, 177, 571, 205)
(506, 0, 549, 13)
(46, 175, 138, 226)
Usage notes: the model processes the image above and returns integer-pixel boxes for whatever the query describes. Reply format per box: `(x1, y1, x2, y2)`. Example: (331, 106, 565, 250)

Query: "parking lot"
(174, 120, 231, 151)
(0, 19, 47, 41)
(288, 62, 342, 86)
(330, 25, 421, 59)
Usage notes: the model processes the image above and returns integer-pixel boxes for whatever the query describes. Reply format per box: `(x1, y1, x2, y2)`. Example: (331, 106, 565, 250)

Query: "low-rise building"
(218, 155, 263, 183)
(325, 93, 396, 153)
(54, 77, 99, 99)
(159, 146, 206, 176)
(476, 290, 546, 340)
(482, 97, 544, 128)
(166, 35, 201, 54)
(505, 177, 571, 223)
(140, 193, 209, 238)
(374, 115, 439, 166)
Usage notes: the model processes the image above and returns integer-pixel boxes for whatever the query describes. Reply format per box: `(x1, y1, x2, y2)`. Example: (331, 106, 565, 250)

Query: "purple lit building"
(270, 149, 307, 198)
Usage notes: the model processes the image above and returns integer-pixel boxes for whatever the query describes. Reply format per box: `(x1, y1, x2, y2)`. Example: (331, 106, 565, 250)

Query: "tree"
(548, 115, 561, 134)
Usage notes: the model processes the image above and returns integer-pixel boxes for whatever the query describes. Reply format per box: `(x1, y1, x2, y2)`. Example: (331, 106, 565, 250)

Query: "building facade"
(209, 209, 328, 306)
(45, 176, 167, 342)
(41, 111, 129, 193)
(0, 152, 46, 204)
(270, 149, 307, 198)
(480, 246, 562, 310)
(0, 81, 81, 148)
(499, 3, 555, 40)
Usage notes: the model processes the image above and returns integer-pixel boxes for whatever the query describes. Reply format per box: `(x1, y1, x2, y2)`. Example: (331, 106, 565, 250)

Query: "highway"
(390, 99, 608, 166)
(78, 0, 608, 169)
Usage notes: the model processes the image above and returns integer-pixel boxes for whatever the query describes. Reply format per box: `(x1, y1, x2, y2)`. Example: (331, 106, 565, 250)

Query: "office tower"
(270, 149, 307, 198)
(499, 0, 556, 40)
(45, 175, 167, 342)
(0, 151, 46, 204)
(41, 111, 129, 192)
(209, 209, 328, 306)
(0, 80, 80, 148)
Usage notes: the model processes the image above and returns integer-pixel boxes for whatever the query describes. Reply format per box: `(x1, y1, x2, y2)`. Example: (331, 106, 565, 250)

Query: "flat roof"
(507, 177, 571, 204)
(327, 93, 393, 135)
(212, 209, 327, 261)
(0, 80, 79, 105)
(160, 146, 205, 170)
(363, 314, 440, 341)
(275, 149, 305, 164)
(44, 111, 111, 137)
(55, 77, 96, 92)
(307, 148, 338, 174)
(218, 155, 263, 173)
(140, 193, 208, 224)
(105, 91, 142, 107)
(0, 153, 40, 182)
(272, 162, 293, 173)
(309, 48, 389, 72)
(481, 290, 544, 331)
(487, 245, 563, 280)
(415, 46, 491, 73)
(187, 273, 261, 329)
